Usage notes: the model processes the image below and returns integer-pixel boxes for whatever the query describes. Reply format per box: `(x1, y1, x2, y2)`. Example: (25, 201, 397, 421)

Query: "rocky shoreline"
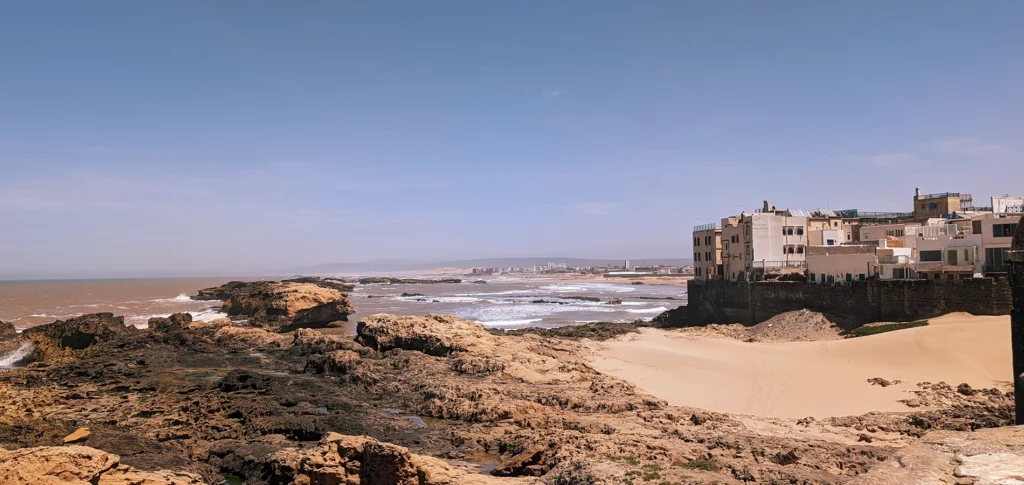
(0, 279, 1018, 484)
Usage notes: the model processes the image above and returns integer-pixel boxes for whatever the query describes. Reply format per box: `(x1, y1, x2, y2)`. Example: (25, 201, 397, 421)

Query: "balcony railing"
(750, 261, 806, 270)
(693, 222, 720, 232)
(984, 264, 1010, 274)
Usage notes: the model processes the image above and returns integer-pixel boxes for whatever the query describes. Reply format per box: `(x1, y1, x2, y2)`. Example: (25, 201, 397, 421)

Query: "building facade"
(692, 223, 723, 281)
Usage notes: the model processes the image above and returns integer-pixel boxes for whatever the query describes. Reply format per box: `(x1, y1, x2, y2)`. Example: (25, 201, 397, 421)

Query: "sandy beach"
(590, 313, 1012, 419)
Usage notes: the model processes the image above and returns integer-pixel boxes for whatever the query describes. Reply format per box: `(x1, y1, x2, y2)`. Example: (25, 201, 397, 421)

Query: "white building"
(991, 196, 1024, 214)
(806, 245, 877, 283)
(972, 213, 1020, 275)
(720, 204, 808, 281)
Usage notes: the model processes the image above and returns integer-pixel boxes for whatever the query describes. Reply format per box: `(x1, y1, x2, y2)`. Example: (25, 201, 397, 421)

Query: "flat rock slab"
(853, 426, 1024, 484)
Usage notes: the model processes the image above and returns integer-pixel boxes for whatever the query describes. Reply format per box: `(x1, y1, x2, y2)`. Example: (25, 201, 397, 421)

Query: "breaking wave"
(0, 342, 32, 369)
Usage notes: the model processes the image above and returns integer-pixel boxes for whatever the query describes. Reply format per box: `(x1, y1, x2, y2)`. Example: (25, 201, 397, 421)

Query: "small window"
(797, 246, 804, 254)
(934, 273, 941, 280)
(920, 250, 942, 262)
(787, 247, 795, 254)
(808, 273, 815, 282)
(858, 274, 866, 281)
(797, 228, 804, 235)
(947, 273, 954, 281)
(846, 273, 852, 282)
(919, 273, 928, 280)
(994, 224, 1017, 238)
(826, 239, 835, 246)
(787, 227, 794, 235)
(929, 202, 938, 210)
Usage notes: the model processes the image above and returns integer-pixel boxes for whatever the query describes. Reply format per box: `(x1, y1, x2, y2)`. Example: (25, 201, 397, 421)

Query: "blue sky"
(1, 2, 1022, 278)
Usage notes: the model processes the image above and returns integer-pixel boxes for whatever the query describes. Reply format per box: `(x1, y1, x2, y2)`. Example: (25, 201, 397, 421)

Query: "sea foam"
(0, 342, 32, 369)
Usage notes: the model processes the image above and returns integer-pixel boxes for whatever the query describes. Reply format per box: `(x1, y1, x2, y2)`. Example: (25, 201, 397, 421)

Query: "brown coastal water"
(0, 277, 239, 329)
(0, 276, 686, 333)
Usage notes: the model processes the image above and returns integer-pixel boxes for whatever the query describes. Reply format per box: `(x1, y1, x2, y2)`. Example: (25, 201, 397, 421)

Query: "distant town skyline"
(1, 2, 1022, 278)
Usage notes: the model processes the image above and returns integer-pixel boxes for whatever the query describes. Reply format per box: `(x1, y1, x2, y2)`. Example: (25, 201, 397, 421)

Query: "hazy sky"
(1, 2, 1022, 278)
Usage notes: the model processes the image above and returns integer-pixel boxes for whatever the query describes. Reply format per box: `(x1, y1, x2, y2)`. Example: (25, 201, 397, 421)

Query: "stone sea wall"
(686, 278, 1012, 330)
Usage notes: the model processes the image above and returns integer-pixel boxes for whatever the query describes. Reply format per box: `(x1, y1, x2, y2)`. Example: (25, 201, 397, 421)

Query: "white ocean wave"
(476, 318, 543, 328)
(537, 283, 638, 294)
(152, 293, 192, 304)
(396, 296, 483, 304)
(0, 342, 32, 369)
(627, 306, 669, 314)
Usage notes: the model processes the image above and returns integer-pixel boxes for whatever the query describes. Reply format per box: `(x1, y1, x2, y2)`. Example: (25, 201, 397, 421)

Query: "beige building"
(692, 223, 722, 281)
(913, 187, 973, 220)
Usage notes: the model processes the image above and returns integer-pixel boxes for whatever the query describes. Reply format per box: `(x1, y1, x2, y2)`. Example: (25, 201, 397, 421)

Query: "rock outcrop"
(262, 432, 526, 485)
(20, 313, 135, 362)
(358, 277, 462, 285)
(282, 276, 355, 292)
(194, 280, 353, 330)
(0, 307, 1018, 485)
(0, 445, 204, 484)
(0, 320, 16, 341)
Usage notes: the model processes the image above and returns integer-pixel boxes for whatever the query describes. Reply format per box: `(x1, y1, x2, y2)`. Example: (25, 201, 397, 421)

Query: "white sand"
(590, 313, 1012, 418)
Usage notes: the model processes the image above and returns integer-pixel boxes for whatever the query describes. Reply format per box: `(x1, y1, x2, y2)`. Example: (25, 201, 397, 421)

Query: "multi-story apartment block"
(716, 202, 809, 281)
(692, 223, 722, 280)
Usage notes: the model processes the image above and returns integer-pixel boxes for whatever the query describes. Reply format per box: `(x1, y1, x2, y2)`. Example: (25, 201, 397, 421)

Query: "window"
(826, 239, 835, 246)
(786, 227, 794, 235)
(972, 220, 982, 235)
(929, 202, 938, 210)
(920, 250, 942, 262)
(808, 273, 815, 282)
(994, 224, 1017, 238)
(787, 246, 795, 254)
(920, 273, 928, 279)
(859, 274, 866, 281)
(986, 247, 1008, 268)
(893, 268, 906, 279)
(947, 273, 955, 281)
(947, 250, 958, 265)
(934, 273, 941, 280)
(797, 246, 804, 254)
(797, 228, 804, 236)
(845, 273, 852, 282)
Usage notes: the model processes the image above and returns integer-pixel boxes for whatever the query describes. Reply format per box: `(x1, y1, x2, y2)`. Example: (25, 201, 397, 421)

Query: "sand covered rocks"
(194, 280, 353, 330)
(0, 445, 203, 484)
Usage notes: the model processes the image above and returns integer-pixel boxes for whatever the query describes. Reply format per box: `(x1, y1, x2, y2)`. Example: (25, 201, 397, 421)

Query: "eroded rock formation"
(0, 306, 1018, 484)
(193, 280, 353, 330)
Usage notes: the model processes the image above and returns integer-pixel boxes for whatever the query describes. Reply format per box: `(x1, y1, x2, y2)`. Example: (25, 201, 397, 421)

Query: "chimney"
(915, 187, 921, 199)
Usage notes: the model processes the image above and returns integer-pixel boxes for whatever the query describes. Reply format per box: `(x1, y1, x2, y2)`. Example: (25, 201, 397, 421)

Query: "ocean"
(0, 275, 686, 334)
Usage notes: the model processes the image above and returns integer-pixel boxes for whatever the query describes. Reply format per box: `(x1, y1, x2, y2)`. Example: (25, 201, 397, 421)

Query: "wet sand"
(590, 313, 1012, 418)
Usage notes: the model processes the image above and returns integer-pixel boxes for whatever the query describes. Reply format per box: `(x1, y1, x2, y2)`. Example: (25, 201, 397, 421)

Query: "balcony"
(984, 264, 1010, 274)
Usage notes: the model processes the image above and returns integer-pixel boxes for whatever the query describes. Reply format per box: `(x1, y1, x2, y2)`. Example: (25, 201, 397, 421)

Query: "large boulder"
(194, 281, 353, 331)
(0, 445, 204, 484)
(355, 313, 491, 357)
(0, 320, 16, 341)
(21, 313, 135, 362)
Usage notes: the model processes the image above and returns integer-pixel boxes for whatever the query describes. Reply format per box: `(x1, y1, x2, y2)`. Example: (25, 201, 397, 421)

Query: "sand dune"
(590, 313, 1012, 418)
